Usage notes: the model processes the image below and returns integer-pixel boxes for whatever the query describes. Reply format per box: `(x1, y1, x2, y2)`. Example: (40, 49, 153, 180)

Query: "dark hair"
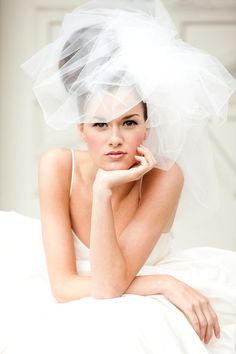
(59, 27, 147, 121)
(142, 101, 147, 121)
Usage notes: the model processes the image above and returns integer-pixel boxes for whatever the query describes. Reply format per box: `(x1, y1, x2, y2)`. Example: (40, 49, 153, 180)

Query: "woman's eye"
(93, 122, 107, 128)
(124, 120, 137, 126)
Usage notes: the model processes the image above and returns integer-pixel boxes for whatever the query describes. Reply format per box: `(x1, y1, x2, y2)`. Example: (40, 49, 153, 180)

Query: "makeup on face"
(80, 97, 147, 169)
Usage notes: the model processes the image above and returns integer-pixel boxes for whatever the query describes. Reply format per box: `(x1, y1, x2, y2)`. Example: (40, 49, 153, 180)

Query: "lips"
(106, 151, 127, 155)
(106, 151, 127, 160)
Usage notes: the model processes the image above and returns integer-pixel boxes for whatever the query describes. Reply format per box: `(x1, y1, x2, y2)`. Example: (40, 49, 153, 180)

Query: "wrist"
(124, 274, 169, 296)
(153, 274, 170, 294)
(93, 168, 114, 194)
(92, 181, 112, 198)
(158, 274, 173, 295)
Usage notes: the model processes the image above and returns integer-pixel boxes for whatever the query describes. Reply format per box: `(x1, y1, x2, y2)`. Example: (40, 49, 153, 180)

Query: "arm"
(90, 186, 126, 298)
(38, 149, 79, 300)
(38, 150, 220, 344)
(55, 273, 167, 303)
(90, 162, 184, 298)
(38, 148, 166, 302)
(56, 273, 221, 347)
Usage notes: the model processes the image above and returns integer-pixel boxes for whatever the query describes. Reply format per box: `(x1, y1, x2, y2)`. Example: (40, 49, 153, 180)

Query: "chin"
(100, 161, 135, 171)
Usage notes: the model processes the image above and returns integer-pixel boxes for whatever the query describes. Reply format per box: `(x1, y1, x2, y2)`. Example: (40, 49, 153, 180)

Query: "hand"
(162, 275, 221, 344)
(93, 144, 156, 190)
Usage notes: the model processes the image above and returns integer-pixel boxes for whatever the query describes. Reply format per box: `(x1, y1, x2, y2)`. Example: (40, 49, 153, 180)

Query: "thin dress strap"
(139, 176, 143, 204)
(70, 149, 75, 198)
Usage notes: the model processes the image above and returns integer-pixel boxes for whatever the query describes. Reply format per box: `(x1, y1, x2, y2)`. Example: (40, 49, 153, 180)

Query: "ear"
(77, 123, 86, 141)
(144, 128, 150, 141)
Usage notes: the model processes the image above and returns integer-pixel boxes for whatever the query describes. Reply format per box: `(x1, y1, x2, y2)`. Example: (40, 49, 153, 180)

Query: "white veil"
(21, 0, 236, 223)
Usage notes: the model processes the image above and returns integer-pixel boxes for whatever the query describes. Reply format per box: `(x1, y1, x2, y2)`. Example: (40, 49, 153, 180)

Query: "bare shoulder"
(141, 161, 184, 200)
(39, 147, 71, 170)
(38, 148, 72, 198)
(132, 161, 184, 234)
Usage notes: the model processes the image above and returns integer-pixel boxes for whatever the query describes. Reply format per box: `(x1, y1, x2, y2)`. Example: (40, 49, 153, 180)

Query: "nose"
(108, 126, 124, 146)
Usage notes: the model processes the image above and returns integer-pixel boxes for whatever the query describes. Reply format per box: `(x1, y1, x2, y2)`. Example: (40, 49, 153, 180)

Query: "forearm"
(55, 273, 167, 303)
(54, 274, 92, 302)
(125, 274, 166, 295)
(90, 187, 126, 297)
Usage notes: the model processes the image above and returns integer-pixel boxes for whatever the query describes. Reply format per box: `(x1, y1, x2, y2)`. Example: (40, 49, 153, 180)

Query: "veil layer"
(21, 0, 236, 219)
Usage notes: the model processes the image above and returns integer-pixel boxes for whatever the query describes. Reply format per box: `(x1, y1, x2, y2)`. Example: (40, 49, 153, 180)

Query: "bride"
(2, 1, 235, 353)
(39, 99, 220, 339)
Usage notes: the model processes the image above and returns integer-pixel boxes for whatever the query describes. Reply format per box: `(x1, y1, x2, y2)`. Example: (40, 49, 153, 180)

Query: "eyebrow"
(121, 114, 140, 120)
(94, 114, 140, 121)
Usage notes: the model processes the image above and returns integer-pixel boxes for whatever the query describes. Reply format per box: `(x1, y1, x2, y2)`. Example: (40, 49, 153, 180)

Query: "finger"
(200, 301, 214, 344)
(138, 145, 154, 161)
(142, 148, 156, 166)
(208, 304, 221, 339)
(193, 303, 208, 342)
(137, 146, 155, 166)
(185, 309, 201, 339)
(134, 155, 148, 167)
(136, 146, 146, 158)
(144, 151, 155, 166)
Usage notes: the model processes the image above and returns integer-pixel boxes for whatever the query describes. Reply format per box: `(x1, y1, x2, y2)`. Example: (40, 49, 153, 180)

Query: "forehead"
(84, 86, 142, 122)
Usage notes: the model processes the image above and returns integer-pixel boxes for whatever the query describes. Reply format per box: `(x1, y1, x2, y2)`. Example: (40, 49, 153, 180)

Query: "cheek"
(85, 132, 103, 150)
(127, 132, 145, 150)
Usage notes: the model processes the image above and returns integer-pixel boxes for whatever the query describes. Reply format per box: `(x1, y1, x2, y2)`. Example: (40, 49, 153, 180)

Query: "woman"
(4, 1, 235, 353)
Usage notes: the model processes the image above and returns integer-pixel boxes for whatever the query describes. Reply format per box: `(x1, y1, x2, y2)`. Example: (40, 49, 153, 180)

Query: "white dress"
(0, 150, 235, 353)
(0, 211, 236, 354)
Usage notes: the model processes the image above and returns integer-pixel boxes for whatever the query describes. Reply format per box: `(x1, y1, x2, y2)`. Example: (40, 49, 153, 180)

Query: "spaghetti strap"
(139, 176, 143, 202)
(70, 149, 75, 198)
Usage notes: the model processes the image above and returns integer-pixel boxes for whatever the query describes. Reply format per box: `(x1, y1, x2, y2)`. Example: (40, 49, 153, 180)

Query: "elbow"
(52, 283, 71, 304)
(55, 296, 69, 303)
(92, 293, 121, 300)
(91, 269, 128, 299)
(53, 289, 69, 303)
(91, 285, 123, 300)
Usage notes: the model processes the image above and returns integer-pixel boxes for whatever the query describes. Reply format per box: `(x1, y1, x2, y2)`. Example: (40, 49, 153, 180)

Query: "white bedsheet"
(0, 211, 236, 354)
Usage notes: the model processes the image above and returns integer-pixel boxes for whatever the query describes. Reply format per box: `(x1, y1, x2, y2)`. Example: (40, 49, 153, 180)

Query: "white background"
(0, 0, 235, 250)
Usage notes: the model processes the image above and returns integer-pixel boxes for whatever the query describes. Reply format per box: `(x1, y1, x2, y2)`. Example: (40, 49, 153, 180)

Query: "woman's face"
(78, 102, 148, 170)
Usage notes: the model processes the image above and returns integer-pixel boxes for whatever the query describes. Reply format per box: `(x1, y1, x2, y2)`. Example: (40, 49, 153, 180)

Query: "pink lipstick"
(106, 151, 127, 159)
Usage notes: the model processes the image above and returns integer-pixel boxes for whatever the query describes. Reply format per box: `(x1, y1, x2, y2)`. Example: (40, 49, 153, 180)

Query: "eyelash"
(92, 120, 138, 128)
